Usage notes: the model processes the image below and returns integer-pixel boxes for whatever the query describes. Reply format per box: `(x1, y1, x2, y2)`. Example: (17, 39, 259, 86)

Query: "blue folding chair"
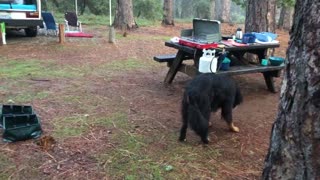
(41, 12, 58, 35)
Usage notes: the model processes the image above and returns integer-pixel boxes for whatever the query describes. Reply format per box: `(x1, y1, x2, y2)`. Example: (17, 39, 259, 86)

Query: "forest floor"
(0, 22, 289, 179)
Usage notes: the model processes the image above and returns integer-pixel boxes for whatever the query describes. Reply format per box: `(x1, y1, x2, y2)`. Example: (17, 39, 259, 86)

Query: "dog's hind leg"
(186, 103, 210, 144)
(199, 108, 210, 144)
(221, 102, 240, 132)
(179, 120, 188, 142)
(179, 96, 189, 142)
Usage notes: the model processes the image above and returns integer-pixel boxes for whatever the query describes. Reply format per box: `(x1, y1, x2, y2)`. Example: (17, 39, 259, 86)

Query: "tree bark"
(174, 0, 182, 19)
(181, 0, 193, 19)
(220, 0, 231, 23)
(283, 7, 294, 30)
(113, 0, 137, 30)
(210, 0, 215, 20)
(245, 0, 276, 33)
(162, 0, 174, 26)
(262, 0, 320, 179)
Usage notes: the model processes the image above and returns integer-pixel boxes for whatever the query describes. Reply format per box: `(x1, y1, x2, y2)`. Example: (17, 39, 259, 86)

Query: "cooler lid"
(193, 18, 221, 41)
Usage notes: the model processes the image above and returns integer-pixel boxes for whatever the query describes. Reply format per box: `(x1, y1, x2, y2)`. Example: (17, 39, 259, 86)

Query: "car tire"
(25, 27, 38, 37)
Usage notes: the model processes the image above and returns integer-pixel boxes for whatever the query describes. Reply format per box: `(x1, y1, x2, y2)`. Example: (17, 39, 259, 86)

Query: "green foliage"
(231, 12, 245, 24)
(194, 0, 211, 19)
(133, 0, 162, 20)
(231, 0, 247, 8)
(277, 0, 296, 7)
(86, 0, 117, 15)
(41, 0, 248, 26)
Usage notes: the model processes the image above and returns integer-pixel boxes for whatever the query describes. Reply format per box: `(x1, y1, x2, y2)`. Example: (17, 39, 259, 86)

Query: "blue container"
(242, 33, 256, 43)
(261, 59, 269, 66)
(220, 57, 231, 71)
(269, 56, 285, 66)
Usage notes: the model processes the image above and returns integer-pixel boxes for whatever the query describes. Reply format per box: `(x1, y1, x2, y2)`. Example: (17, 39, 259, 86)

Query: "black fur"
(179, 73, 243, 144)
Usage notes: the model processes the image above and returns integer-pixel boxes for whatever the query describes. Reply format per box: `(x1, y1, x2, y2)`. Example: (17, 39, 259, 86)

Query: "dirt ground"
(0, 22, 289, 179)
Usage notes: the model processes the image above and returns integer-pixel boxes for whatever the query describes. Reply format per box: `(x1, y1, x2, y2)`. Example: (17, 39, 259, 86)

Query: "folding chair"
(41, 12, 58, 35)
(64, 12, 82, 32)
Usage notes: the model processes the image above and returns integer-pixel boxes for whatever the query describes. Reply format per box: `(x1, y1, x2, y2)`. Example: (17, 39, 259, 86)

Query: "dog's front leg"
(221, 103, 240, 133)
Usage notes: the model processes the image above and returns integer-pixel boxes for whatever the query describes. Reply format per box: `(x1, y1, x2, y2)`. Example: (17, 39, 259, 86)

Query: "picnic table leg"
(257, 49, 277, 93)
(263, 72, 276, 93)
(164, 50, 185, 84)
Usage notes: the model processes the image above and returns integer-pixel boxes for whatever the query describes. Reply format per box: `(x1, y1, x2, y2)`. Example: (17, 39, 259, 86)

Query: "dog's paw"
(201, 137, 210, 144)
(179, 137, 187, 142)
(229, 123, 240, 133)
(230, 126, 240, 132)
(208, 121, 212, 127)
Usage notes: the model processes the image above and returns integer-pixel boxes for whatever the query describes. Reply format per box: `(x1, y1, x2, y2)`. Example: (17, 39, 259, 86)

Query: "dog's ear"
(233, 87, 243, 107)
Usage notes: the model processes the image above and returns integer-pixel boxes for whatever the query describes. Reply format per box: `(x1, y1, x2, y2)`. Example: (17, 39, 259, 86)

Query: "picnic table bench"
(154, 41, 284, 93)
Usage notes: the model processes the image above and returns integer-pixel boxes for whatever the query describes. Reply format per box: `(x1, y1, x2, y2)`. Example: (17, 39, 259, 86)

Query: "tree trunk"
(245, 0, 276, 33)
(162, 0, 174, 26)
(262, 0, 320, 179)
(214, 0, 221, 21)
(283, 7, 294, 30)
(277, 5, 286, 29)
(214, 0, 231, 22)
(221, 0, 231, 23)
(210, 0, 215, 20)
(174, 0, 182, 19)
(113, 0, 137, 30)
(181, 0, 193, 19)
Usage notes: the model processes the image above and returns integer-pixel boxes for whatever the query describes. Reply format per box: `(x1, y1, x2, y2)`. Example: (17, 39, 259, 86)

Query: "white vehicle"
(0, 0, 42, 37)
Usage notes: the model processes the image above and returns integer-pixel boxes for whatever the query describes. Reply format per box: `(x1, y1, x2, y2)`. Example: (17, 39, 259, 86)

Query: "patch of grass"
(94, 112, 166, 179)
(53, 112, 128, 139)
(0, 58, 89, 80)
(175, 18, 194, 23)
(97, 132, 165, 179)
(96, 123, 221, 179)
(0, 59, 43, 79)
(0, 154, 15, 179)
(6, 91, 50, 104)
(93, 58, 147, 76)
(94, 112, 128, 129)
(53, 115, 90, 138)
(136, 18, 160, 27)
(115, 33, 171, 41)
(44, 65, 90, 78)
(108, 58, 144, 70)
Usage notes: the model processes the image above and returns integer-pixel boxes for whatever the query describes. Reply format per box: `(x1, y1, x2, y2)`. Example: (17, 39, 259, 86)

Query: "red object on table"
(178, 38, 218, 49)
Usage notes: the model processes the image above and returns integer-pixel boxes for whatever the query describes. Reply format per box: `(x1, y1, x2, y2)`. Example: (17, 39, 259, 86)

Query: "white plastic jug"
(199, 49, 217, 73)
(236, 28, 243, 39)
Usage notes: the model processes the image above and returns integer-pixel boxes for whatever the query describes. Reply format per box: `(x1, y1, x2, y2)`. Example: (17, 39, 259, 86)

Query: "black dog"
(179, 73, 243, 144)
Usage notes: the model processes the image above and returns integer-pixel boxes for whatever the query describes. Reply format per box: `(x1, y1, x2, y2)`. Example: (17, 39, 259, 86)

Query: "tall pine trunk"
(245, 0, 276, 32)
(162, 0, 174, 25)
(262, 0, 320, 179)
(221, 0, 231, 23)
(113, 0, 137, 30)
(278, 6, 294, 30)
(210, 0, 215, 20)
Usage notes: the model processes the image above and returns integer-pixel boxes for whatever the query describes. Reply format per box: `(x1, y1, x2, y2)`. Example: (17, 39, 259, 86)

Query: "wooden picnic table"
(156, 41, 284, 93)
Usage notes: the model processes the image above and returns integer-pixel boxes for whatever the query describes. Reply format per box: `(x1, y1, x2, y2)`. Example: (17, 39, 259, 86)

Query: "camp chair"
(64, 11, 82, 32)
(41, 12, 58, 35)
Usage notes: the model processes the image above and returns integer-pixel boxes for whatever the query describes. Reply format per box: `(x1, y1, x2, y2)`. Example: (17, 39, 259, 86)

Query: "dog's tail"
(186, 93, 209, 137)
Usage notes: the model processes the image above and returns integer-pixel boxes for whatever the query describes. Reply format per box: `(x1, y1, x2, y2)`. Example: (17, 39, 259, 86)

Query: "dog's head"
(233, 86, 243, 108)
